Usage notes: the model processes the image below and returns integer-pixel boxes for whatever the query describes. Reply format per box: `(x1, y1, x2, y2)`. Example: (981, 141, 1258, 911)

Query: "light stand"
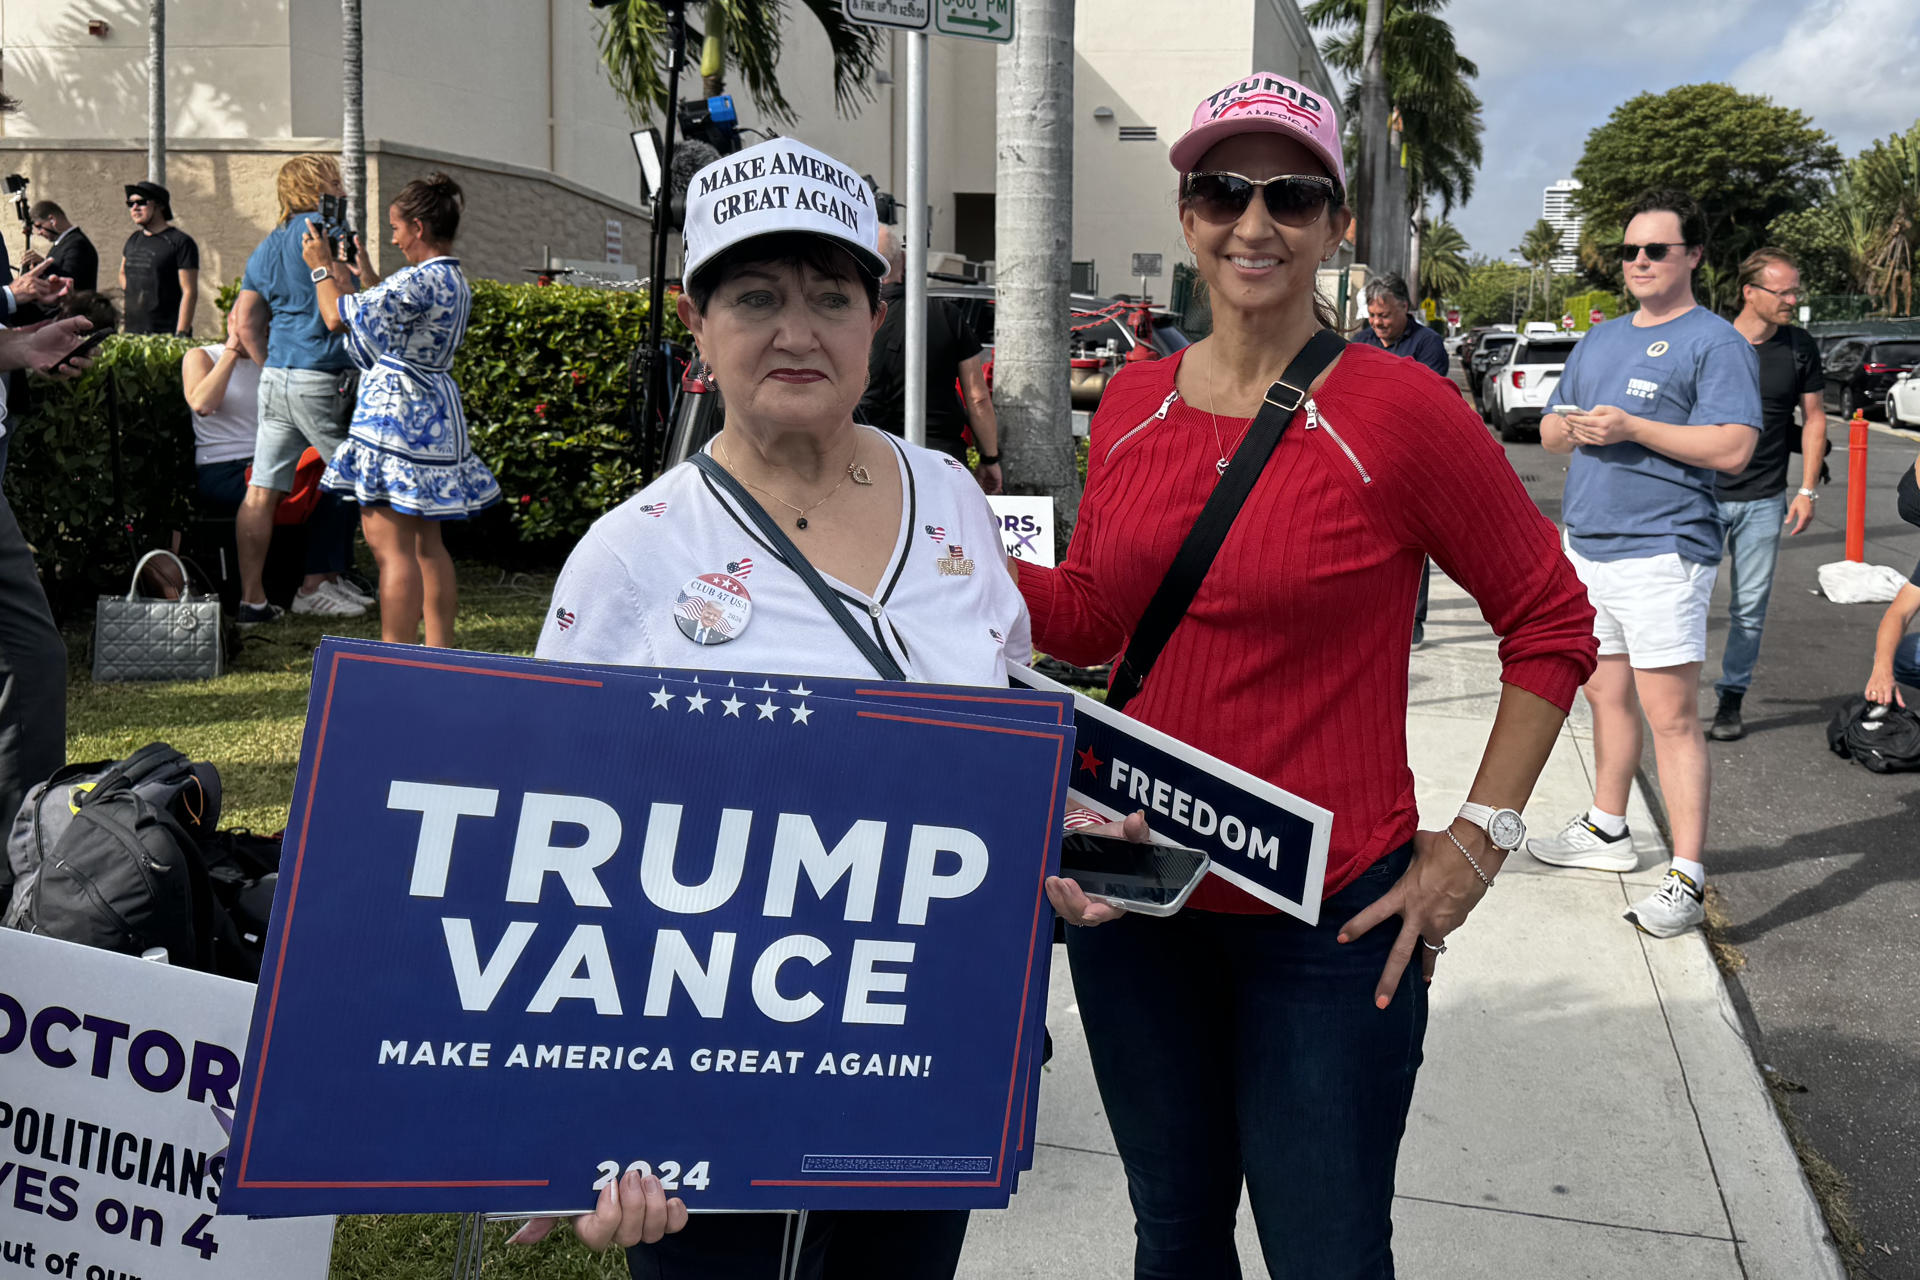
(636, 0, 690, 477)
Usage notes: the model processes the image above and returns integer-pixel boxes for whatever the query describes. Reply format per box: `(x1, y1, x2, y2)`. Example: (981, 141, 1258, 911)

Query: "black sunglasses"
(126, 198, 150, 208)
(1618, 241, 1690, 263)
(1182, 172, 1339, 227)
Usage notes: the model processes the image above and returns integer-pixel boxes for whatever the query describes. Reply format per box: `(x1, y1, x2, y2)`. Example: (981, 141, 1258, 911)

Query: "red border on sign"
(238, 652, 600, 1191)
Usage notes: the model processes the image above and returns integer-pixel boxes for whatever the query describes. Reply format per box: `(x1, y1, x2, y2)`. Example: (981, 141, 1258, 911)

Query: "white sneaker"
(291, 585, 368, 617)
(321, 578, 374, 608)
(1625, 869, 1705, 938)
(1526, 812, 1637, 871)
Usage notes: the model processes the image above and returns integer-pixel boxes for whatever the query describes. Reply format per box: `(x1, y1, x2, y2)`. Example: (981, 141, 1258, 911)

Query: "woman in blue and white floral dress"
(303, 172, 499, 647)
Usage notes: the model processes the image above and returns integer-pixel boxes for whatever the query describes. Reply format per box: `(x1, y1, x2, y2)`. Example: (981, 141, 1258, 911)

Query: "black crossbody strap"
(691, 452, 908, 681)
(1107, 328, 1346, 713)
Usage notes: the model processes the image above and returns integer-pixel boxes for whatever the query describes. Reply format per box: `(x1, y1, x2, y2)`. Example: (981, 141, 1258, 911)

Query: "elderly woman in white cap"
(512, 136, 1068, 1279)
(1025, 74, 1599, 1276)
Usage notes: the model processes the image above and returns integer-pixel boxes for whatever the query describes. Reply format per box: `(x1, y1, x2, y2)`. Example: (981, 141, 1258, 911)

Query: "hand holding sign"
(509, 1168, 687, 1251)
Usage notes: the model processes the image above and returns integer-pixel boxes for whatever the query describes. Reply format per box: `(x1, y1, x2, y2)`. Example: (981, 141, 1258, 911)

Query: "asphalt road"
(1465, 366, 1920, 1278)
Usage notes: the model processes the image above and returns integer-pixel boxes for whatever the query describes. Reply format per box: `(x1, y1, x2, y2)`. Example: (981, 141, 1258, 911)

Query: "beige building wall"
(0, 0, 1335, 324)
(0, 137, 644, 338)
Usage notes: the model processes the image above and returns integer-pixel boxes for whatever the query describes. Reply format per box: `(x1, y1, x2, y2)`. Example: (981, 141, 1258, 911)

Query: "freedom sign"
(222, 640, 1072, 1218)
(0, 931, 334, 1280)
(1010, 665, 1332, 922)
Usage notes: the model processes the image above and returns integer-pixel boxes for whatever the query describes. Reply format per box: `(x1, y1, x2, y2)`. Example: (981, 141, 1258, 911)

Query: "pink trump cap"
(1169, 72, 1346, 189)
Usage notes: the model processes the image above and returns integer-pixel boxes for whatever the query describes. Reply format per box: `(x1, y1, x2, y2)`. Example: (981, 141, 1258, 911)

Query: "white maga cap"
(681, 137, 888, 286)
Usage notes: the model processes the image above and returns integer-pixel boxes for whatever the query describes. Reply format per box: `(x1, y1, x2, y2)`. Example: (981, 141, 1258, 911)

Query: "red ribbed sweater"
(1019, 343, 1598, 912)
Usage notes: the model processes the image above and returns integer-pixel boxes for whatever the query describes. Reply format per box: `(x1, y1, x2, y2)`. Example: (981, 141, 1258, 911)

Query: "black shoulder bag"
(690, 451, 908, 681)
(1106, 328, 1346, 713)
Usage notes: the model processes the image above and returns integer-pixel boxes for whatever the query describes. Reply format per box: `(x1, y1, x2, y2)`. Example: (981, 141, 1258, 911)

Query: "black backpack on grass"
(1826, 697, 1920, 773)
(1, 744, 267, 979)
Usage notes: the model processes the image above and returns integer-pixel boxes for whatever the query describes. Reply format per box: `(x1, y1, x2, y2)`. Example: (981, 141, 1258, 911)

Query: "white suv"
(1485, 335, 1581, 442)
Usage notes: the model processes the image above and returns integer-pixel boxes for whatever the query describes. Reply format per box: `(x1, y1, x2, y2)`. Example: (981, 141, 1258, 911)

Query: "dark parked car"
(1823, 337, 1920, 421)
(1467, 332, 1518, 412)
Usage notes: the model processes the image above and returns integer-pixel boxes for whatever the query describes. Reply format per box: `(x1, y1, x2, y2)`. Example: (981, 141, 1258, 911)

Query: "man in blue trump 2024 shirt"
(1528, 188, 1760, 940)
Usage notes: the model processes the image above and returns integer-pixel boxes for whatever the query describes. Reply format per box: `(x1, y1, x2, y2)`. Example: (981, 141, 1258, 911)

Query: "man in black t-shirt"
(1710, 247, 1826, 740)
(858, 227, 1003, 492)
(118, 182, 200, 335)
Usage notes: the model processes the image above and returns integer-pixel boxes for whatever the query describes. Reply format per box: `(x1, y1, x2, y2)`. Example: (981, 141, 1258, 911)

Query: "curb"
(1628, 766, 1848, 1279)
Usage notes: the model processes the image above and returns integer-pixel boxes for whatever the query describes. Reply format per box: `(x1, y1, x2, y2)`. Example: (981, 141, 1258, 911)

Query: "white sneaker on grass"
(291, 585, 367, 617)
(1526, 812, 1636, 872)
(321, 578, 373, 608)
(1625, 869, 1705, 938)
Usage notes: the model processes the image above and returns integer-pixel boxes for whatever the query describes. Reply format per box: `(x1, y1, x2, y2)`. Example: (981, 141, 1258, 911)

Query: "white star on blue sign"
(686, 690, 709, 713)
(791, 703, 813, 725)
(757, 699, 779, 721)
(650, 686, 675, 709)
(722, 695, 744, 717)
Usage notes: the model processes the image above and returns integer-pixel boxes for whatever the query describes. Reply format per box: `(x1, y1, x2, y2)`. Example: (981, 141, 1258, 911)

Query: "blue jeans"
(1065, 845, 1427, 1280)
(1896, 633, 1920, 692)
(1715, 493, 1788, 696)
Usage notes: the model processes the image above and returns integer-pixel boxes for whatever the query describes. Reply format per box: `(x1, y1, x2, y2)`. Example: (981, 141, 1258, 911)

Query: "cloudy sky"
(1417, 0, 1920, 262)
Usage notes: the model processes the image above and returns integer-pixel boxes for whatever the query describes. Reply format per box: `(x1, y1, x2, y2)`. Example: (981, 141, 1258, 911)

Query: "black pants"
(627, 1208, 969, 1280)
(1066, 846, 1427, 1279)
(0, 491, 64, 850)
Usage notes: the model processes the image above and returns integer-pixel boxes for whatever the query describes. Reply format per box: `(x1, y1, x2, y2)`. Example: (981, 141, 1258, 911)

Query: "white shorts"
(1562, 534, 1714, 668)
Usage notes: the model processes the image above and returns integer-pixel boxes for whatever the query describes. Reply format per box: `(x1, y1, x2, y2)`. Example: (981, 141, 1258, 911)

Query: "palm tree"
(1306, 0, 1484, 224)
(342, 0, 365, 250)
(147, 0, 166, 186)
(1418, 218, 1469, 301)
(1857, 123, 1920, 316)
(595, 0, 885, 126)
(996, 0, 1081, 525)
(1517, 217, 1559, 314)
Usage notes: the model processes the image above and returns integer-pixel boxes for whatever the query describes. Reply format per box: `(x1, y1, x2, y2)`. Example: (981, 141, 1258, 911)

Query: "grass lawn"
(64, 566, 635, 1278)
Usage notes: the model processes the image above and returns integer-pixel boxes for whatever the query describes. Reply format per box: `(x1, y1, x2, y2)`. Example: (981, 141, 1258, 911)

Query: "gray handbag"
(92, 550, 225, 683)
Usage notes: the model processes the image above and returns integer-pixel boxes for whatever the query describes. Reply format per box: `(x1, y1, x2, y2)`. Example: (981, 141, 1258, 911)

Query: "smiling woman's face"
(678, 251, 883, 442)
(1179, 132, 1349, 321)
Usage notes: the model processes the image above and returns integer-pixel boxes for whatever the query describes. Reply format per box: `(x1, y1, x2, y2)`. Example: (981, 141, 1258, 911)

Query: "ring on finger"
(1420, 937, 1447, 954)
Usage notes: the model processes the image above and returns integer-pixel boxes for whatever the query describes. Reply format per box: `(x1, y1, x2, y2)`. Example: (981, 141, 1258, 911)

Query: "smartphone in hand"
(1058, 832, 1210, 917)
(52, 327, 111, 371)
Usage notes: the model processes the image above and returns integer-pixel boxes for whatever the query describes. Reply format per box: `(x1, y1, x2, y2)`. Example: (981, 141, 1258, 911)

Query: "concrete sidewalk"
(959, 574, 1845, 1279)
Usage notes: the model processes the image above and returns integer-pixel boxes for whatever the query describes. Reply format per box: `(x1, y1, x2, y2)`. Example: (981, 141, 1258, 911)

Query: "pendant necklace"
(718, 434, 872, 531)
(1204, 346, 1253, 477)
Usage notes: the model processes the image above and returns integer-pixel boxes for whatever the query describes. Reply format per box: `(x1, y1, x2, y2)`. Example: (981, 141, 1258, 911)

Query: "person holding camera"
(119, 181, 199, 336)
(303, 173, 498, 647)
(230, 154, 369, 624)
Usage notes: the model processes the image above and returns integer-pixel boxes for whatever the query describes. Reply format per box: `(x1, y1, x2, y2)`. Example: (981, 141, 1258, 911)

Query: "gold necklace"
(717, 434, 871, 531)
(1203, 345, 1254, 477)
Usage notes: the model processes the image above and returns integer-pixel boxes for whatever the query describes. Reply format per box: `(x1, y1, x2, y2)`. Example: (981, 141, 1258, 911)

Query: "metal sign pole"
(904, 31, 929, 449)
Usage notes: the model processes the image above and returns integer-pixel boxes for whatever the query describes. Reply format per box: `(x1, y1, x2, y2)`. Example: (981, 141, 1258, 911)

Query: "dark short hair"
(28, 200, 65, 222)
(1738, 246, 1798, 294)
(392, 172, 463, 242)
(685, 232, 881, 314)
(58, 290, 118, 334)
(1626, 188, 1707, 250)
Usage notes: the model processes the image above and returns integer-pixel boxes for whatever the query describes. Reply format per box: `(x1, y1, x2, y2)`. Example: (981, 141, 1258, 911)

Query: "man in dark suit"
(22, 201, 99, 292)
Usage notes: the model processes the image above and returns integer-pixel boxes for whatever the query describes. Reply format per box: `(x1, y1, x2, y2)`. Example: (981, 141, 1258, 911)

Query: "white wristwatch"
(310, 265, 331, 283)
(1457, 802, 1526, 851)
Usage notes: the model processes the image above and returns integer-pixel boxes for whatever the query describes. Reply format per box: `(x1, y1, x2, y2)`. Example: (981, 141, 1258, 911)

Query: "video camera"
(5, 174, 29, 229)
(317, 192, 358, 266)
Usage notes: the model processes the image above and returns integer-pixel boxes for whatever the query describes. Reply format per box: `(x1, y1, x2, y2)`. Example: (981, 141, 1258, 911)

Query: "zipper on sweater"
(1104, 390, 1180, 465)
(1305, 400, 1371, 484)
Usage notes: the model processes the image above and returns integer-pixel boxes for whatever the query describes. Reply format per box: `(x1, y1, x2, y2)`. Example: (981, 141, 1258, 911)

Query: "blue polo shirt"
(1558, 307, 1761, 566)
(241, 211, 351, 371)
(1349, 315, 1449, 376)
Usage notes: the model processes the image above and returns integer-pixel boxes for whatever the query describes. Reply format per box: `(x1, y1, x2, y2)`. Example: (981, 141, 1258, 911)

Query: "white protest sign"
(0, 931, 333, 1280)
(987, 495, 1055, 567)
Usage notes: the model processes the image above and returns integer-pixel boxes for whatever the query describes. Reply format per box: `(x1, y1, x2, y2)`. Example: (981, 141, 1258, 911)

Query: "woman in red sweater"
(1024, 75, 1597, 1278)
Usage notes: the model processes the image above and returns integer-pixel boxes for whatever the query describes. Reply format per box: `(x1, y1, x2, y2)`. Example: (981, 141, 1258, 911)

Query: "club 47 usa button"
(674, 558, 754, 645)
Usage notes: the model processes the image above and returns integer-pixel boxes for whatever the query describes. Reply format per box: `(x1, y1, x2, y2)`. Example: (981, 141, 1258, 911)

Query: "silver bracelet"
(1796, 487, 1817, 500)
(1446, 826, 1495, 888)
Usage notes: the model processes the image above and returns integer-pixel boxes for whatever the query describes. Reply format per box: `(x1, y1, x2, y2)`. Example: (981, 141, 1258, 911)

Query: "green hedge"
(7, 336, 200, 610)
(6, 282, 685, 610)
